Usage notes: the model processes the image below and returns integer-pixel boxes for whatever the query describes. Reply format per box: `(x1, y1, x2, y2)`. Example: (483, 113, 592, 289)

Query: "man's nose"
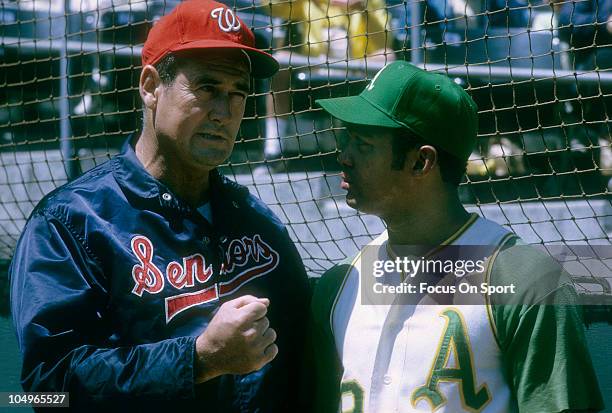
(337, 148, 353, 167)
(209, 94, 232, 124)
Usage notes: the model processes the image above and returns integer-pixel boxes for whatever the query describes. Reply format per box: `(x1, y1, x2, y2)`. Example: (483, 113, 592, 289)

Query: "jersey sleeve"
(488, 242, 604, 413)
(10, 211, 197, 404)
(306, 260, 354, 413)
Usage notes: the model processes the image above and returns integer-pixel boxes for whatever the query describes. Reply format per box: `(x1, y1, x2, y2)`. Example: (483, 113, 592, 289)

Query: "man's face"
(153, 50, 250, 171)
(337, 125, 408, 216)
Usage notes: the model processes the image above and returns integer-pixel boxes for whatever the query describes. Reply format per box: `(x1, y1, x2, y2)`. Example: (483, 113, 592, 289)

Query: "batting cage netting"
(0, 0, 610, 302)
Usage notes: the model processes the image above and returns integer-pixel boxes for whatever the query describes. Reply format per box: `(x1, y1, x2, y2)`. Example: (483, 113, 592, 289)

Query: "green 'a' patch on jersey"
(411, 308, 491, 411)
(341, 380, 365, 413)
(308, 214, 604, 413)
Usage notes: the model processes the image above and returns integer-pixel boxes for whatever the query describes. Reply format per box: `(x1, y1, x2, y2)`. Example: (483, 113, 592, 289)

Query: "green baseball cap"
(316, 61, 478, 162)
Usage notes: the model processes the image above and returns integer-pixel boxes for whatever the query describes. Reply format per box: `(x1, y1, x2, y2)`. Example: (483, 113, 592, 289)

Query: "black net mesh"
(0, 1, 610, 297)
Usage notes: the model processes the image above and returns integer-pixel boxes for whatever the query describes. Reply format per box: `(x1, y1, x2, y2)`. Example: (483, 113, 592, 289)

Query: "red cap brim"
(163, 39, 279, 79)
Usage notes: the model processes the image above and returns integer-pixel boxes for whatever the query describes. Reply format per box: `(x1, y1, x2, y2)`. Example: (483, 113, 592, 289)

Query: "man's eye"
(198, 85, 215, 93)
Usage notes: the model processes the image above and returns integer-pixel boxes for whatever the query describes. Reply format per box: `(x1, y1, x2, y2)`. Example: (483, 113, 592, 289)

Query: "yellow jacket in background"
(264, 0, 394, 59)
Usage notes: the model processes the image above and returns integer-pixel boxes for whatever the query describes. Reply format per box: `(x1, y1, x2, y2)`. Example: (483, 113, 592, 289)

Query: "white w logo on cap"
(211, 7, 241, 33)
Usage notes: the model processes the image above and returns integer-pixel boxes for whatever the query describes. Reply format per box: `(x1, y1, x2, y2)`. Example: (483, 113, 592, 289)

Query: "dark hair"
(390, 129, 423, 170)
(154, 53, 179, 85)
(391, 130, 467, 186)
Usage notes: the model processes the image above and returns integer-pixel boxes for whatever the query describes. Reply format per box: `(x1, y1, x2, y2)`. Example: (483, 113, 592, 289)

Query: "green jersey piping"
(484, 233, 519, 351)
(329, 252, 362, 338)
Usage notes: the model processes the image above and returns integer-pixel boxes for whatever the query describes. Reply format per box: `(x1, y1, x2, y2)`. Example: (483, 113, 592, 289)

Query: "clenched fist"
(194, 295, 278, 383)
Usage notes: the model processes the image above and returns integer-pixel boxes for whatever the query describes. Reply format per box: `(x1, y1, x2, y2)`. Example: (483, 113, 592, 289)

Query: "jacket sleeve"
(277, 227, 314, 413)
(10, 211, 196, 403)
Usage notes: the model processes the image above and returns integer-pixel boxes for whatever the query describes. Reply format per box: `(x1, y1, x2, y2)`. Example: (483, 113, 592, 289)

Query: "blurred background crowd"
(1, 0, 610, 203)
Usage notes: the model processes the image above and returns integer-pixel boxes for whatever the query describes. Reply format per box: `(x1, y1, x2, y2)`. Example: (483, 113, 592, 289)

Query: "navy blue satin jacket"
(9, 138, 311, 412)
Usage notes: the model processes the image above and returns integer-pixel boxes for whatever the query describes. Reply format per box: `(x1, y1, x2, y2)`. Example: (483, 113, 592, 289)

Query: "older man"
(9, 1, 310, 411)
(309, 61, 604, 413)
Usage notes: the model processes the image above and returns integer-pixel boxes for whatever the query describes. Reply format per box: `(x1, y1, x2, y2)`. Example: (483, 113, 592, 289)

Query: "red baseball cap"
(142, 0, 279, 78)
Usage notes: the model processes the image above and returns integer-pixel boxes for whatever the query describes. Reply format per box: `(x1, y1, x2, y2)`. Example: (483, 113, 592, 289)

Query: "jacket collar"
(112, 135, 249, 209)
(112, 136, 162, 200)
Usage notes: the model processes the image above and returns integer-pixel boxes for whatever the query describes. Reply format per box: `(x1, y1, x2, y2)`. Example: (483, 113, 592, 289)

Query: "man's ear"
(140, 65, 162, 111)
(412, 145, 437, 177)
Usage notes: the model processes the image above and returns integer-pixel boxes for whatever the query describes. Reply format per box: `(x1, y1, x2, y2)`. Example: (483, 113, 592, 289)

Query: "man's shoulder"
(467, 216, 573, 297)
(243, 192, 284, 228)
(314, 257, 358, 303)
(322, 255, 358, 277)
(487, 237, 579, 345)
(313, 234, 385, 302)
(490, 238, 574, 297)
(310, 257, 357, 330)
(217, 173, 285, 229)
(31, 158, 117, 219)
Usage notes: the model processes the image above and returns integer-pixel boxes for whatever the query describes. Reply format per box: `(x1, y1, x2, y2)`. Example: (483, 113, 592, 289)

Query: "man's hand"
(194, 295, 278, 383)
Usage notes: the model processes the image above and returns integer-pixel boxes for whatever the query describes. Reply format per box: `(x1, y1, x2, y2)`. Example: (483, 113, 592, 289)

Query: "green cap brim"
(316, 95, 403, 128)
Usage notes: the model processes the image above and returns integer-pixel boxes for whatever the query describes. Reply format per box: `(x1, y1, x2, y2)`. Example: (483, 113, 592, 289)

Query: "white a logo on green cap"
(366, 63, 392, 91)
(367, 66, 387, 92)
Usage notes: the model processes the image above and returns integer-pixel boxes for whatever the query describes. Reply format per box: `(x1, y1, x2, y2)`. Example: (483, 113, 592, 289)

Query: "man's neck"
(134, 133, 211, 207)
(385, 196, 471, 246)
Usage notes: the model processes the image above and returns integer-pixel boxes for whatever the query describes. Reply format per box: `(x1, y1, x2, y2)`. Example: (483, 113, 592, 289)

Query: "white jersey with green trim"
(332, 214, 517, 413)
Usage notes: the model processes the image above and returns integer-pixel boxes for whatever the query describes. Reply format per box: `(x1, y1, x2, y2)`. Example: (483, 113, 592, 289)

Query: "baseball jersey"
(309, 213, 604, 413)
(10, 137, 311, 412)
